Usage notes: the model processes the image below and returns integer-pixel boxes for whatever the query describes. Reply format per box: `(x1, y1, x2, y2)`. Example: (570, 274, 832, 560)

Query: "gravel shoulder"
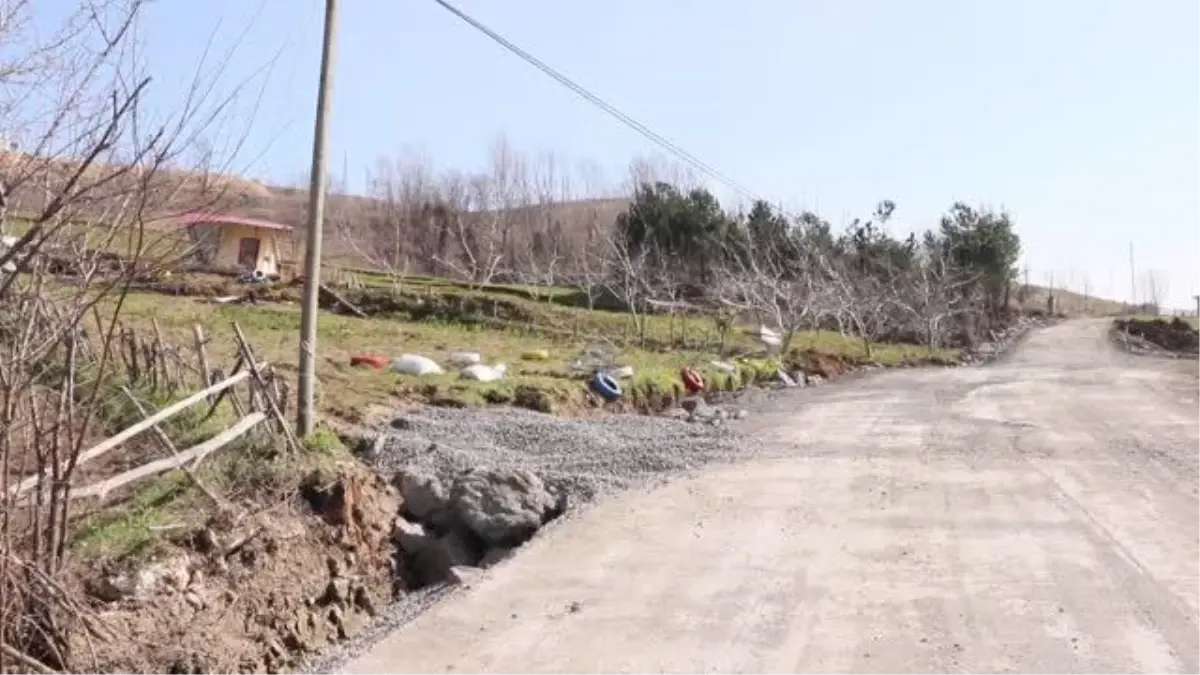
(306, 316, 1053, 673)
(367, 407, 764, 503)
(305, 406, 771, 673)
(332, 319, 1199, 674)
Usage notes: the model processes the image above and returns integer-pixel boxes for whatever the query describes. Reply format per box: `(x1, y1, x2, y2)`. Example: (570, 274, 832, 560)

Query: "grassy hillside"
(2, 156, 1133, 321)
(1016, 284, 1127, 316)
(111, 277, 956, 422)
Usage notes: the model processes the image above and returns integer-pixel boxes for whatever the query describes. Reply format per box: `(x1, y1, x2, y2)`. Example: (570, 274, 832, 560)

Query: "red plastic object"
(350, 354, 388, 369)
(680, 367, 705, 393)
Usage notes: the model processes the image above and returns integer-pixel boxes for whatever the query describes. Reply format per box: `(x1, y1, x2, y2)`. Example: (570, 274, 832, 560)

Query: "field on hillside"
(1014, 284, 1127, 316)
(111, 276, 958, 423)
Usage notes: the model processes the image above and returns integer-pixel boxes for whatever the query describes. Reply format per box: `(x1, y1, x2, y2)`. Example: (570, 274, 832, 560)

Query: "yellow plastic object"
(521, 348, 550, 361)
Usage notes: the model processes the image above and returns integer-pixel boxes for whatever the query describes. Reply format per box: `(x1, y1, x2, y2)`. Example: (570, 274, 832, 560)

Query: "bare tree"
(894, 245, 978, 351)
(645, 256, 690, 346)
(511, 150, 567, 301)
(715, 230, 823, 354)
(432, 139, 533, 288)
(604, 234, 654, 346)
(625, 153, 701, 195)
(1142, 270, 1167, 314)
(334, 152, 440, 286)
(0, 1, 264, 669)
(566, 210, 611, 310)
(820, 255, 896, 360)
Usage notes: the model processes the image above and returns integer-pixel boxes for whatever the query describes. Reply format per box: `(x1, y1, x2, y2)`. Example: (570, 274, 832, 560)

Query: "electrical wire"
(430, 0, 768, 204)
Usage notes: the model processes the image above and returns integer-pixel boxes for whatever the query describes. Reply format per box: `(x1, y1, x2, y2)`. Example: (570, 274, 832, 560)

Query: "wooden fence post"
(231, 322, 303, 454)
(192, 324, 212, 392)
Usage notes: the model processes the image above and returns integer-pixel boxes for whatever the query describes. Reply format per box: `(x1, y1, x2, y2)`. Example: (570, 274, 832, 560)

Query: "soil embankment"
(1112, 317, 1199, 357)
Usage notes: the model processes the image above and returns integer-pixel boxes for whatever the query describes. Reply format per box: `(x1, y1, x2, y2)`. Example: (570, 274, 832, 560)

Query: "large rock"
(89, 555, 192, 602)
(392, 517, 429, 554)
(407, 529, 483, 587)
(393, 467, 449, 523)
(448, 468, 561, 547)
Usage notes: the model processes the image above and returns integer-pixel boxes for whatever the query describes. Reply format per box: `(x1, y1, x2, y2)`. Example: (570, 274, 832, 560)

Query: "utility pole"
(1128, 242, 1137, 312)
(1194, 294, 1199, 320)
(297, 0, 339, 437)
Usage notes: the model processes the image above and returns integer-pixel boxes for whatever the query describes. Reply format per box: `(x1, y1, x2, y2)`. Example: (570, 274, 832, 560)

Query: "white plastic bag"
(447, 351, 482, 367)
(392, 354, 444, 376)
(606, 365, 635, 379)
(461, 362, 507, 382)
(710, 360, 737, 374)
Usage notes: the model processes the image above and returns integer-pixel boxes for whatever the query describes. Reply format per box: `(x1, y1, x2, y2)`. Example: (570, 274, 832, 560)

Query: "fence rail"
(8, 321, 294, 506)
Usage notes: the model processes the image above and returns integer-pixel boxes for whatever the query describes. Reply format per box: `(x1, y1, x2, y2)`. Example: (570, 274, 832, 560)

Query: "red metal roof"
(178, 211, 293, 232)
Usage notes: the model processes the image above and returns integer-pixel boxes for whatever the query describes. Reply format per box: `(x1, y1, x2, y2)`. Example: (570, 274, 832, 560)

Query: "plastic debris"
(709, 360, 737, 374)
(392, 354, 444, 376)
(447, 351, 482, 367)
(461, 363, 507, 382)
(606, 365, 635, 379)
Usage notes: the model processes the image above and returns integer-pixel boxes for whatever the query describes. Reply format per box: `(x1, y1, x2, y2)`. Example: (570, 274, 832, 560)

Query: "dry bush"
(0, 1, 265, 670)
(327, 136, 630, 286)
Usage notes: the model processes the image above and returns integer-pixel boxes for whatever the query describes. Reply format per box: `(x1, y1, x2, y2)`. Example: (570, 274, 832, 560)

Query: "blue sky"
(129, 0, 1198, 308)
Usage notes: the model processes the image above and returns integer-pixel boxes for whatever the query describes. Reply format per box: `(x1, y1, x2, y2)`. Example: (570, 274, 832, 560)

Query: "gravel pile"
(370, 406, 763, 504)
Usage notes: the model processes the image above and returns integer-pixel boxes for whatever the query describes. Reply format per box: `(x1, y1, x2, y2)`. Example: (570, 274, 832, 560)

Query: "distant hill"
(0, 156, 1136, 316)
(0, 152, 631, 271)
(1015, 284, 1127, 317)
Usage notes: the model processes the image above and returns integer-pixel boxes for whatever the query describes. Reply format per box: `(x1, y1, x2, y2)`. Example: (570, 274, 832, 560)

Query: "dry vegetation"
(0, 1, 1143, 672)
(0, 1, 307, 670)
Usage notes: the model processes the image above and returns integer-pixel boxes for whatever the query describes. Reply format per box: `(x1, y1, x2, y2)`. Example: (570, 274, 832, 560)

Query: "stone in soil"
(393, 467, 449, 523)
(449, 467, 565, 548)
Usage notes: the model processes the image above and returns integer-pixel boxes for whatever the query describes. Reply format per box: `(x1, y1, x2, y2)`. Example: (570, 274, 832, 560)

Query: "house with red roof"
(179, 211, 294, 278)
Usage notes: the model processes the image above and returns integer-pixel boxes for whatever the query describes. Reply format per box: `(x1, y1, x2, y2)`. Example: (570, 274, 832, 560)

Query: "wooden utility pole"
(297, 0, 339, 437)
(1128, 242, 1137, 312)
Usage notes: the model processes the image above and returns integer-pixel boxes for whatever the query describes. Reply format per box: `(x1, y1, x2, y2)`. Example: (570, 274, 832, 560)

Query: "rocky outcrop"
(392, 466, 567, 588)
(393, 467, 449, 523)
(449, 468, 565, 547)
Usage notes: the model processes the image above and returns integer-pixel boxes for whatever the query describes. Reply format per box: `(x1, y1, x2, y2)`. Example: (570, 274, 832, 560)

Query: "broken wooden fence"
(8, 321, 298, 504)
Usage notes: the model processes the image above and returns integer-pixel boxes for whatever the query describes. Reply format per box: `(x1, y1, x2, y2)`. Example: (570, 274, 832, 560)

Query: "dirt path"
(341, 320, 1199, 674)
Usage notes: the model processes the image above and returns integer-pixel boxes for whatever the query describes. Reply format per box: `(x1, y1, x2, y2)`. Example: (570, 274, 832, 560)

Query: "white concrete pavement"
(343, 320, 1199, 674)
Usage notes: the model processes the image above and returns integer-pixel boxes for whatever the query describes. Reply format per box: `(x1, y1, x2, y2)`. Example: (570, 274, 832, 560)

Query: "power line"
(430, 0, 767, 204)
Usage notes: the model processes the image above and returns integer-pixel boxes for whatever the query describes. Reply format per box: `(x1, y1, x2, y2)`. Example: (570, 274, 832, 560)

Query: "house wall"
(213, 224, 284, 276)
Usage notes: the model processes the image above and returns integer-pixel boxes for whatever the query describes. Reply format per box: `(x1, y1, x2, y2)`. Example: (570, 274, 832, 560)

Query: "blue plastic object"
(591, 372, 622, 401)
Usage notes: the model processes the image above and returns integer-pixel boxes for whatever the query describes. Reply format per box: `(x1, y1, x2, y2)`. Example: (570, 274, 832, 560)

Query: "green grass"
(57, 266, 960, 562)
(107, 279, 958, 420)
(70, 419, 358, 562)
(72, 471, 193, 560)
(67, 272, 961, 561)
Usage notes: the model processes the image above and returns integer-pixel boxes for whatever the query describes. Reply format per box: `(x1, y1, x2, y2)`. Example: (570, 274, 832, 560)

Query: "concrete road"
(343, 320, 1199, 674)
